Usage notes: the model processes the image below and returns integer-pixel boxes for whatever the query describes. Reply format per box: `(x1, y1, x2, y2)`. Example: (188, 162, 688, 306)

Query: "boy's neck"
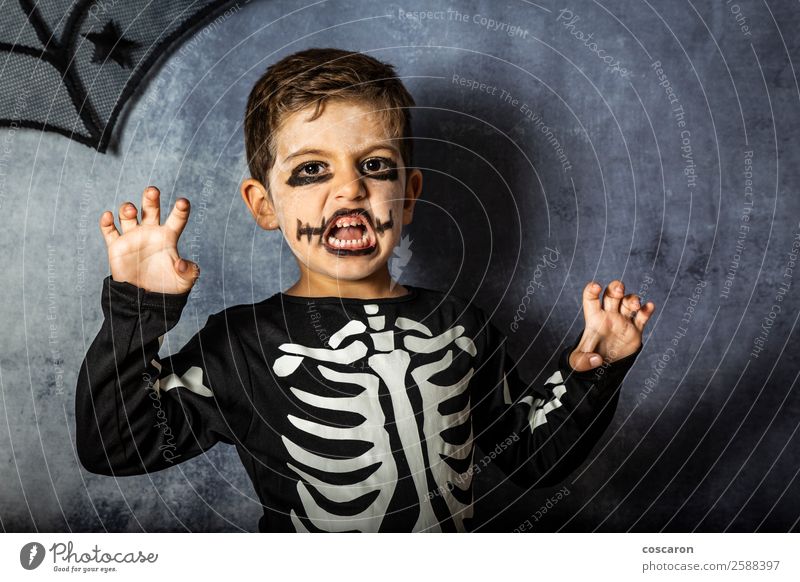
(283, 265, 410, 299)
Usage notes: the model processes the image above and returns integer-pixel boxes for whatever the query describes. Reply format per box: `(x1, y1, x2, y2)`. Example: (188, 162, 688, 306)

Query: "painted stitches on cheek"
(297, 217, 327, 242)
(374, 208, 393, 234)
(293, 208, 396, 257)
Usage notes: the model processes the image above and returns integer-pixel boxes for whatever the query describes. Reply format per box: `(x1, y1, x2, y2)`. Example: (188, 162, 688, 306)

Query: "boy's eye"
(361, 158, 387, 173)
(360, 157, 398, 180)
(287, 161, 331, 186)
(299, 162, 326, 176)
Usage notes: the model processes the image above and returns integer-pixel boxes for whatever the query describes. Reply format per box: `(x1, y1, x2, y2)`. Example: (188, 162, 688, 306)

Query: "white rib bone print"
(272, 302, 477, 532)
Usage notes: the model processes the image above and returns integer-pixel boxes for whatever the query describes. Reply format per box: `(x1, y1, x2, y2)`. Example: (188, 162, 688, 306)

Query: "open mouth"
(322, 209, 378, 256)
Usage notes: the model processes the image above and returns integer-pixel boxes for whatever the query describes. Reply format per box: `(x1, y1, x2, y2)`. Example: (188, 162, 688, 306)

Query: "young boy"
(75, 48, 655, 532)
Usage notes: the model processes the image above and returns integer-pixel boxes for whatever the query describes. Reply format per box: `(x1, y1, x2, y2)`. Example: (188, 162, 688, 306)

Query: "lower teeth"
(327, 235, 371, 249)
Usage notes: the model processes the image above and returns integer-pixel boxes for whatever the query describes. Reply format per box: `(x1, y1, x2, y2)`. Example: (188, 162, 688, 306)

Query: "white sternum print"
(272, 303, 478, 532)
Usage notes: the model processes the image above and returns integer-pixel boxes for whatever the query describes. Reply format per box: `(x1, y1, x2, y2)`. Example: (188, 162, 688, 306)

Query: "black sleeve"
(75, 276, 252, 476)
(470, 313, 642, 489)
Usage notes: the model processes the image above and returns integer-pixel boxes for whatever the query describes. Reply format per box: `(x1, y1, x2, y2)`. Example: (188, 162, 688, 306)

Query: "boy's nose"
(333, 169, 366, 200)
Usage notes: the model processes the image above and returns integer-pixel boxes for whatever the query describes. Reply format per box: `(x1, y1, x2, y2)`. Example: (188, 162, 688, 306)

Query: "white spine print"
(272, 302, 477, 532)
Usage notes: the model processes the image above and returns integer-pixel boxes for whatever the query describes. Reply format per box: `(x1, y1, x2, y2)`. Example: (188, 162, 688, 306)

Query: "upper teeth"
(335, 217, 363, 228)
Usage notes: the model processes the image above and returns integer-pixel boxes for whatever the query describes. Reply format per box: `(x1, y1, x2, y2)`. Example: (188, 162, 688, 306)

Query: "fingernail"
(177, 260, 187, 273)
(590, 355, 602, 366)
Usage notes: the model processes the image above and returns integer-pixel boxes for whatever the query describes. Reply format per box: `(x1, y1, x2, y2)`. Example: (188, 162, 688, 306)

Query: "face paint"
(296, 217, 326, 242)
(361, 158, 398, 182)
(294, 208, 395, 257)
(374, 209, 394, 234)
(265, 101, 419, 290)
(286, 157, 398, 188)
(286, 167, 333, 187)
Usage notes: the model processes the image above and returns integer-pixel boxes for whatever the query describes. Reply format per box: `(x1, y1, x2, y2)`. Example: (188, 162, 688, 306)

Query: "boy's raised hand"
(568, 280, 656, 372)
(99, 186, 199, 295)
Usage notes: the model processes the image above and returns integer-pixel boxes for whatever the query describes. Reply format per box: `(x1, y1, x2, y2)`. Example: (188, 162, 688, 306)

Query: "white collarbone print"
(272, 303, 478, 532)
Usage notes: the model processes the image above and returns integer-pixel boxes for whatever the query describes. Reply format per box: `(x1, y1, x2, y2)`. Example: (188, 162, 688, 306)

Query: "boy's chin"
(307, 255, 391, 280)
(317, 260, 385, 277)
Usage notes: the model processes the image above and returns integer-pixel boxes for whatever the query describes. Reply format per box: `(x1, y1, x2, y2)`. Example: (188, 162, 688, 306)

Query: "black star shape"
(82, 20, 139, 69)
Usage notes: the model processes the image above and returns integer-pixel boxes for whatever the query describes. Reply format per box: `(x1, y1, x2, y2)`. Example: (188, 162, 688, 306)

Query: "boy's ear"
(402, 168, 423, 226)
(240, 178, 280, 231)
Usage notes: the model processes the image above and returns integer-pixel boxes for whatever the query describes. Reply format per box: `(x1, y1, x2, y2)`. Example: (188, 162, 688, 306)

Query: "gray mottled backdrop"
(2, 0, 798, 532)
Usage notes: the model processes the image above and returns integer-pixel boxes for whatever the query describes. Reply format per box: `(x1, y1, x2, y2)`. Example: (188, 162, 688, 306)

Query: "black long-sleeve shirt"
(75, 276, 642, 532)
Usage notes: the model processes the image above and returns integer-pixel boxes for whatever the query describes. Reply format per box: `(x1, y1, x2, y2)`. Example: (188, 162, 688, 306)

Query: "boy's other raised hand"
(99, 186, 200, 295)
(568, 279, 656, 372)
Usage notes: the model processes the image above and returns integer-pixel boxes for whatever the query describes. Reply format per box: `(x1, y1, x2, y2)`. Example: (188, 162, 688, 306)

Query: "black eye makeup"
(286, 161, 332, 187)
(359, 157, 398, 181)
(285, 156, 399, 187)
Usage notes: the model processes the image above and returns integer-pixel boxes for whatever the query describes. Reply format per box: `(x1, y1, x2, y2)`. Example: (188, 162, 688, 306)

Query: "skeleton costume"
(75, 276, 642, 532)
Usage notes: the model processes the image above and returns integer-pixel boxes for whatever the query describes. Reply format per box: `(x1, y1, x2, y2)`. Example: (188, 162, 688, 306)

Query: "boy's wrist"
(560, 330, 642, 383)
(103, 275, 190, 313)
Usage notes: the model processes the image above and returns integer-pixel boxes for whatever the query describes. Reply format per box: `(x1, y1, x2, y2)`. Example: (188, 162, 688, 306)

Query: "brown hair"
(244, 47, 416, 189)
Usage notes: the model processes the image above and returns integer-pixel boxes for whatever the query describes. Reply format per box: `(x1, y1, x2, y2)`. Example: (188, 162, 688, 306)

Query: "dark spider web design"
(0, 0, 236, 153)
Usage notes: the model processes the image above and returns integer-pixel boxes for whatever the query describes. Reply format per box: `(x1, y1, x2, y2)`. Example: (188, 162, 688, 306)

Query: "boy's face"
(241, 99, 422, 291)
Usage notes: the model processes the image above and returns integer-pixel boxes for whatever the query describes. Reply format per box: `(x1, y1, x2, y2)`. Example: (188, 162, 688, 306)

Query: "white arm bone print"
(272, 303, 477, 532)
